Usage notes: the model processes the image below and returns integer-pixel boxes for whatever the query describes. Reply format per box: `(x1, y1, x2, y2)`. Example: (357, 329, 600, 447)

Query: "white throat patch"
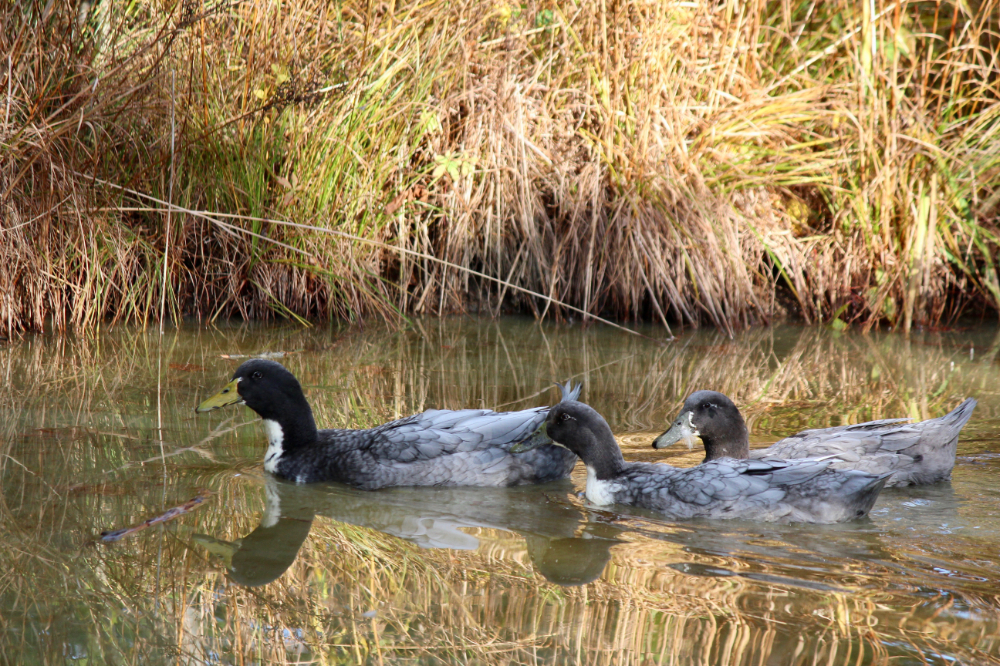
(263, 420, 284, 474)
(585, 466, 622, 506)
(682, 412, 700, 450)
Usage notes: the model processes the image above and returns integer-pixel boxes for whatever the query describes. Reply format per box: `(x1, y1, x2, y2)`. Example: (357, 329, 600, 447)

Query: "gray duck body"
(654, 391, 976, 487)
(277, 406, 578, 487)
(516, 401, 889, 524)
(197, 359, 578, 489)
(608, 458, 886, 523)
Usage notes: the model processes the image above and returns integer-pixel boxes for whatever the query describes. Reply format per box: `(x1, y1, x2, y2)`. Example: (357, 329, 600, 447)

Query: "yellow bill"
(196, 378, 242, 413)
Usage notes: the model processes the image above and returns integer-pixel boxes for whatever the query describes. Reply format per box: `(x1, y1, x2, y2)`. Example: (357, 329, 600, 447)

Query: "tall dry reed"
(2, 1, 999, 337)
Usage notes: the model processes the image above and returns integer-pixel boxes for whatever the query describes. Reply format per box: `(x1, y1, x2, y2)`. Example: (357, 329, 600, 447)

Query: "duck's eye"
(252, 371, 262, 380)
(559, 412, 573, 422)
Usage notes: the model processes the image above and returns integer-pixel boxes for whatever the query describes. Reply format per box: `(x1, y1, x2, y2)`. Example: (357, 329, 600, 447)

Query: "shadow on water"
(3, 317, 1000, 664)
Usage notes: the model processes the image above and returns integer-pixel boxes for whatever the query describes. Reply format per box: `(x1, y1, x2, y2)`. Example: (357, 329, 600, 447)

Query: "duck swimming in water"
(196, 359, 579, 488)
(512, 400, 889, 524)
(653, 391, 976, 488)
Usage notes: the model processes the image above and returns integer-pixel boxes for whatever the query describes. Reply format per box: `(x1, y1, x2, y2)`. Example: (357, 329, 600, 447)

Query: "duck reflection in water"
(583, 482, 965, 593)
(193, 475, 958, 590)
(193, 477, 624, 587)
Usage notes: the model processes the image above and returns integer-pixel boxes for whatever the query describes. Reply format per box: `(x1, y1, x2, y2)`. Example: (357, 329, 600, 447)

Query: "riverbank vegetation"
(2, 0, 999, 337)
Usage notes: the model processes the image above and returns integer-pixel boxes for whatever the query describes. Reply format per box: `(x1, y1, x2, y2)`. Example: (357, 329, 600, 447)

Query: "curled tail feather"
(942, 398, 977, 429)
(556, 381, 582, 403)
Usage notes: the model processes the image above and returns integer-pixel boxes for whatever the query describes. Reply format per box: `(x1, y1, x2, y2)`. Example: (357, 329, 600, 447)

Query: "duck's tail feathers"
(554, 381, 582, 403)
(940, 398, 977, 429)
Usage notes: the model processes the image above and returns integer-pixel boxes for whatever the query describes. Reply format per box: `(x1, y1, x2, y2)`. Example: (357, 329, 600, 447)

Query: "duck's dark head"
(196, 360, 318, 449)
(652, 390, 748, 461)
(513, 401, 625, 479)
(196, 359, 306, 418)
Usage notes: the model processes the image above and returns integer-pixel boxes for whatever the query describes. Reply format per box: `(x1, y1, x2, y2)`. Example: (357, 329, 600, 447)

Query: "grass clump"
(1, 0, 999, 337)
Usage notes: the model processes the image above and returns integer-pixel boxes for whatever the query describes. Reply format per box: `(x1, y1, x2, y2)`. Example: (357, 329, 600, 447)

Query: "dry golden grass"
(3, 1, 1000, 337)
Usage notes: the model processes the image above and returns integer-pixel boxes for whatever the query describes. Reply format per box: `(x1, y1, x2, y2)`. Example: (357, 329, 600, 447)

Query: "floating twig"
(100, 492, 212, 543)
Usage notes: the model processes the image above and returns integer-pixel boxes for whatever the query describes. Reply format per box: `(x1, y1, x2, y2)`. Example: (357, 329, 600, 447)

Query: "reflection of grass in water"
(1, 321, 1000, 663)
(3, 471, 999, 664)
(3, 319, 995, 437)
(244, 319, 997, 437)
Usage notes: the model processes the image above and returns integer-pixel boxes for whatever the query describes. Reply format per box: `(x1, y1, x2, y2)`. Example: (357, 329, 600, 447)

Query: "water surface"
(2, 318, 1000, 664)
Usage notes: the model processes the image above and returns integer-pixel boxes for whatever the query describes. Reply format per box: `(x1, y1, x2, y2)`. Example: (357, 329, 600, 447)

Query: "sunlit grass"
(2, 1, 999, 337)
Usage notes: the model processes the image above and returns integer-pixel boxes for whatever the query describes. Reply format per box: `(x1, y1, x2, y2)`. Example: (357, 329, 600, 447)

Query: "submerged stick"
(100, 492, 211, 543)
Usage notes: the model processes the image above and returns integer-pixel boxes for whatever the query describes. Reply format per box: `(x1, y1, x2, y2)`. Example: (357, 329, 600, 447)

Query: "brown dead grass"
(2, 1, 999, 337)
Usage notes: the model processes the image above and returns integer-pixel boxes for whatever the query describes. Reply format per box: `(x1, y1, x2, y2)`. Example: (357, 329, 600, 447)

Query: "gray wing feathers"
(786, 417, 910, 440)
(756, 398, 976, 487)
(756, 458, 831, 485)
(407, 409, 494, 429)
(416, 441, 444, 458)
(618, 457, 883, 523)
(876, 429, 923, 452)
(316, 404, 576, 488)
(625, 460, 790, 507)
(837, 417, 912, 432)
(371, 407, 546, 461)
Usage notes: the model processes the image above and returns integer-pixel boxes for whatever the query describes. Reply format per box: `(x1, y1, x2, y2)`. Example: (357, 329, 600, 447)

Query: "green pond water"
(3, 317, 1000, 665)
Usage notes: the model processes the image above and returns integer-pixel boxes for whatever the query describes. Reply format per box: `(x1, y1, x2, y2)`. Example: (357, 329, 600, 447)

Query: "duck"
(653, 391, 976, 487)
(511, 400, 890, 523)
(196, 359, 579, 488)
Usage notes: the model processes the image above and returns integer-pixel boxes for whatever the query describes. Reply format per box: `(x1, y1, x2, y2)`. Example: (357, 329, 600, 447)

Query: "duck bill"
(652, 416, 700, 450)
(196, 379, 243, 413)
(510, 421, 550, 454)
